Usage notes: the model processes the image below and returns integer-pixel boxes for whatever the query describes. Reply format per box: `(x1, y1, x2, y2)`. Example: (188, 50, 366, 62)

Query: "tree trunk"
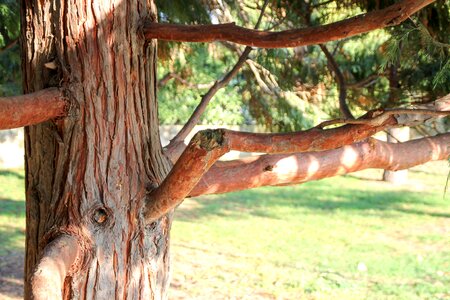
(383, 127, 410, 184)
(21, 0, 172, 299)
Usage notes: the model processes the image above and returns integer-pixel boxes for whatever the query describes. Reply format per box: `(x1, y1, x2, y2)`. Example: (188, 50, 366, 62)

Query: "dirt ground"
(0, 252, 23, 300)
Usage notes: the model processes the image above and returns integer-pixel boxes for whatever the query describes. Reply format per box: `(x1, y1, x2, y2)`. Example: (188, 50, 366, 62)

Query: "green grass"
(0, 169, 25, 256)
(1, 163, 449, 299)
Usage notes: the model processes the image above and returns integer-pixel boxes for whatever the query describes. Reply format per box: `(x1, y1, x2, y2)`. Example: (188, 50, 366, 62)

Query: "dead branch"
(0, 88, 67, 129)
(190, 133, 450, 197)
(319, 108, 450, 128)
(31, 234, 80, 300)
(143, 0, 434, 48)
(164, 47, 252, 160)
(319, 44, 353, 119)
(164, 0, 270, 161)
(347, 74, 381, 89)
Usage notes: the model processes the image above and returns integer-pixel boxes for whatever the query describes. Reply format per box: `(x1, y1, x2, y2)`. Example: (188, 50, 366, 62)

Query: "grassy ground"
(1, 162, 449, 299)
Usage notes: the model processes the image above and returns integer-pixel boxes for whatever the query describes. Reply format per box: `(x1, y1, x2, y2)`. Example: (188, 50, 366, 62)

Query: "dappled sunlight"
(337, 145, 361, 174)
(304, 155, 320, 181)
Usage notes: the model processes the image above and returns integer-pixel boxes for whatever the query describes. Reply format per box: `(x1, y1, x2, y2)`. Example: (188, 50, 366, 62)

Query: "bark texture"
(143, 0, 434, 48)
(0, 88, 66, 129)
(21, 0, 172, 299)
(383, 127, 410, 184)
(146, 120, 396, 220)
(190, 133, 450, 196)
(31, 235, 80, 300)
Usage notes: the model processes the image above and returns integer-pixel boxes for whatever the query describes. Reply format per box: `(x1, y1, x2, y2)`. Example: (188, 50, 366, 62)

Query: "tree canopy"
(154, 0, 449, 131)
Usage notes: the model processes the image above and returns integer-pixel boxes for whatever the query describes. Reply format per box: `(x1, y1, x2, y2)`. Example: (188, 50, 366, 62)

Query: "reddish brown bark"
(31, 235, 80, 300)
(143, 0, 434, 48)
(22, 0, 172, 299)
(0, 88, 66, 129)
(146, 130, 229, 221)
(190, 133, 450, 196)
(149, 101, 448, 220)
(147, 121, 395, 220)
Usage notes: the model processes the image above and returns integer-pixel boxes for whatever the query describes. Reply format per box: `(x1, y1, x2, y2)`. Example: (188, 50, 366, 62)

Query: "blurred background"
(1, 0, 449, 299)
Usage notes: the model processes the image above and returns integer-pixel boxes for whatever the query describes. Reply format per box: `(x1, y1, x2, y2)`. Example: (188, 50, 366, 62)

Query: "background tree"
(0, 0, 449, 299)
(0, 0, 20, 96)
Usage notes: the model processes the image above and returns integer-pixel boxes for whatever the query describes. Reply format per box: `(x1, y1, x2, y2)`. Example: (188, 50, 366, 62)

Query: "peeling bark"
(22, 0, 172, 299)
(0, 88, 66, 129)
(143, 0, 434, 48)
(190, 133, 450, 196)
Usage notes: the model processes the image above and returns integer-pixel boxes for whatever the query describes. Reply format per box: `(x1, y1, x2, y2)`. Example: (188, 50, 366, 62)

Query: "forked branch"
(145, 99, 449, 221)
(0, 88, 66, 129)
(143, 0, 434, 48)
(164, 0, 270, 161)
(190, 133, 450, 196)
(31, 234, 80, 300)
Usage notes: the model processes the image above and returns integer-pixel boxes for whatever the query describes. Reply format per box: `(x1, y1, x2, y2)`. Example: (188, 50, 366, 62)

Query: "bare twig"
(0, 38, 18, 54)
(164, 0, 270, 161)
(319, 44, 353, 119)
(318, 108, 449, 128)
(157, 72, 214, 89)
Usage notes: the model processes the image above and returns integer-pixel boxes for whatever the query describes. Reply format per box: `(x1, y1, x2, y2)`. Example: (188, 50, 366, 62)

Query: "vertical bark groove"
(22, 0, 172, 299)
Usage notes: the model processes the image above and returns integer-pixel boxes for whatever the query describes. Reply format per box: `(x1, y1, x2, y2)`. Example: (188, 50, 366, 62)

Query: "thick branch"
(146, 97, 448, 221)
(31, 234, 80, 300)
(143, 0, 434, 48)
(190, 133, 450, 196)
(146, 118, 396, 220)
(0, 88, 66, 129)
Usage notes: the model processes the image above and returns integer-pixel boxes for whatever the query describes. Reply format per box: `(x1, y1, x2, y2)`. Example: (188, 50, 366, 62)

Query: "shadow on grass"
(0, 199, 25, 255)
(178, 178, 450, 221)
(0, 224, 25, 254)
(0, 198, 25, 218)
(0, 170, 24, 180)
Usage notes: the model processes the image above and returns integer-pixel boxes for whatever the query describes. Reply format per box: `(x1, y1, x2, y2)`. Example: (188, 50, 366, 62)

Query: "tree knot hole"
(264, 165, 273, 172)
(93, 208, 108, 225)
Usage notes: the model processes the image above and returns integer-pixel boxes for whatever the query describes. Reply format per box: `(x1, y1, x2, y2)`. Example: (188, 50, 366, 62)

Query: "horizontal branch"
(31, 234, 80, 300)
(0, 88, 67, 129)
(146, 96, 448, 221)
(143, 0, 434, 48)
(190, 133, 450, 197)
(146, 118, 398, 221)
